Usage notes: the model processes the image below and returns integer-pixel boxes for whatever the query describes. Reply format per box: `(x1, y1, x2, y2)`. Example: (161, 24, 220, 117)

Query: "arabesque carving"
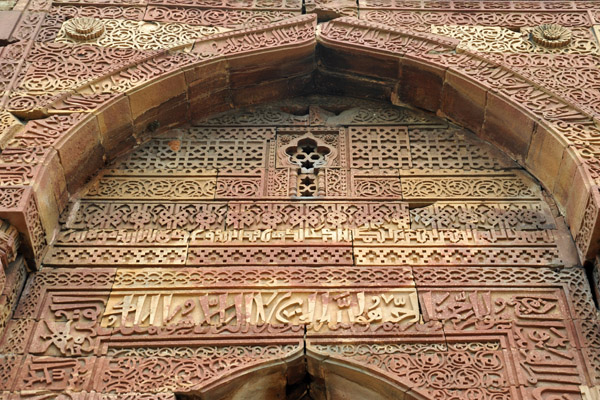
(57, 18, 228, 50)
(0, 1, 599, 398)
(432, 24, 590, 53)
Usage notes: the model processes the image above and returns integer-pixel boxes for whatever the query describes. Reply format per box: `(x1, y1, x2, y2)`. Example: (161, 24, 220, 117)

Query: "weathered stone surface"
(0, 2, 599, 399)
(0, 11, 20, 41)
(0, 95, 592, 398)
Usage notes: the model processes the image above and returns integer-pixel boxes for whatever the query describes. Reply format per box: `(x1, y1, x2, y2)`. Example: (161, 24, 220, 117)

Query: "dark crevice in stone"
(408, 201, 436, 210)
(0, 38, 17, 47)
(584, 260, 599, 310)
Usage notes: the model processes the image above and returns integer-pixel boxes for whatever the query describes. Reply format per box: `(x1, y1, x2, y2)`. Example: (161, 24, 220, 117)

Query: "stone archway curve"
(1, 14, 599, 268)
(171, 344, 430, 400)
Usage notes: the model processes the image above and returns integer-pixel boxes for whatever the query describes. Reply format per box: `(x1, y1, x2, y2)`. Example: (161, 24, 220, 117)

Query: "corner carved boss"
(278, 133, 336, 198)
(64, 17, 105, 41)
(531, 24, 572, 48)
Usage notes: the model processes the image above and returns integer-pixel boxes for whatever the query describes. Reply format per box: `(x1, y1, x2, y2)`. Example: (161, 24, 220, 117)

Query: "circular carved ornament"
(64, 17, 105, 41)
(531, 24, 572, 48)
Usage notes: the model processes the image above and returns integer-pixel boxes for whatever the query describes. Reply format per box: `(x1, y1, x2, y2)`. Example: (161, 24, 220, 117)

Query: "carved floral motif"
(531, 23, 572, 48)
(63, 17, 105, 41)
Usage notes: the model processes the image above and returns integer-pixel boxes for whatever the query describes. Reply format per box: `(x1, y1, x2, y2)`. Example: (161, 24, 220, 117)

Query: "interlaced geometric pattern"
(349, 126, 411, 170)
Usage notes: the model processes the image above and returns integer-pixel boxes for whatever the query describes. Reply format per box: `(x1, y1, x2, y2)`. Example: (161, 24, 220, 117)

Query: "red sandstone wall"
(0, 1, 599, 399)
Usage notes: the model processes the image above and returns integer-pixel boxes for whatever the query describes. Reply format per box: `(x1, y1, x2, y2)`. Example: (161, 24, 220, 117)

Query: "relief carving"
(0, 34, 596, 396)
(531, 23, 572, 48)
(280, 134, 335, 197)
(101, 289, 420, 330)
(1, 0, 600, 396)
(63, 17, 105, 41)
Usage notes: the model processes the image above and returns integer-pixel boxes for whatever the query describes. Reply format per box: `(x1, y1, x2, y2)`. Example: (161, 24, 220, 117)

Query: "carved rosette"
(531, 24, 572, 48)
(277, 133, 337, 198)
(64, 17, 105, 41)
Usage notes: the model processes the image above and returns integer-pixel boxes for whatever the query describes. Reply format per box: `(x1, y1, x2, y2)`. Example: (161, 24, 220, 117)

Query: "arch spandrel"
(0, 3, 599, 399)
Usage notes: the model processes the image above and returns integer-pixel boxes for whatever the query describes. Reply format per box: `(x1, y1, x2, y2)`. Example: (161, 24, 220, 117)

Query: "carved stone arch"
(305, 345, 430, 400)
(306, 339, 512, 400)
(112, 342, 307, 400)
(175, 350, 306, 400)
(1, 14, 600, 267)
(172, 340, 490, 400)
(0, 10, 599, 398)
(173, 345, 426, 400)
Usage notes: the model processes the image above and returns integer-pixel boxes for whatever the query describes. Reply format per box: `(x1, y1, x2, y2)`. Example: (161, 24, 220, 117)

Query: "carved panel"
(145, 0, 302, 9)
(108, 127, 274, 175)
(63, 202, 228, 231)
(96, 343, 301, 393)
(111, 266, 414, 288)
(410, 201, 555, 231)
(224, 201, 410, 230)
(101, 288, 419, 329)
(309, 340, 513, 400)
(0, 354, 22, 392)
(354, 246, 563, 266)
(85, 177, 217, 200)
(348, 126, 411, 171)
(360, 1, 600, 10)
(187, 246, 354, 266)
(351, 173, 403, 198)
(50, 5, 146, 21)
(0, 318, 35, 354)
(361, 10, 592, 32)
(44, 247, 188, 266)
(15, 356, 96, 392)
(401, 175, 540, 200)
(407, 127, 514, 172)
